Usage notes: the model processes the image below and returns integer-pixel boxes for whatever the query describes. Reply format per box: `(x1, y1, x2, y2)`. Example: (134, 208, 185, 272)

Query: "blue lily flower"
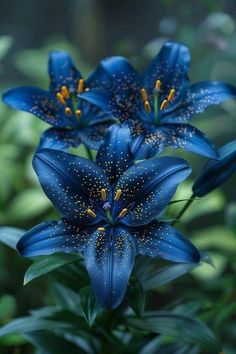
(2, 51, 113, 151)
(79, 41, 236, 159)
(193, 140, 236, 197)
(17, 125, 200, 309)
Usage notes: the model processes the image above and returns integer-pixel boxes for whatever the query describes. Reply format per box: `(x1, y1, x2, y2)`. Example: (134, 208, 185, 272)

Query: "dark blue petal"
(131, 221, 200, 263)
(96, 125, 133, 184)
(161, 123, 218, 159)
(79, 88, 113, 113)
(193, 140, 236, 197)
(48, 51, 81, 93)
(78, 119, 113, 150)
(33, 149, 112, 225)
(142, 41, 190, 108)
(17, 219, 91, 257)
(83, 226, 136, 308)
(170, 81, 236, 122)
(38, 128, 81, 151)
(2, 87, 72, 128)
(115, 156, 191, 226)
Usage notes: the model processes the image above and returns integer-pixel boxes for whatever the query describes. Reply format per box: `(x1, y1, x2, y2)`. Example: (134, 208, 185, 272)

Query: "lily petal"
(38, 128, 81, 151)
(116, 156, 191, 226)
(48, 51, 81, 93)
(83, 227, 136, 308)
(2, 87, 70, 128)
(33, 149, 112, 225)
(96, 125, 134, 184)
(17, 219, 90, 257)
(142, 41, 190, 108)
(162, 123, 218, 159)
(131, 221, 200, 263)
(193, 140, 236, 197)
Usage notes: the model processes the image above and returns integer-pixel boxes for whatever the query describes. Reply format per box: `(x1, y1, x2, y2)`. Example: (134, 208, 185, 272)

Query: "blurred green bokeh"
(0, 1, 236, 353)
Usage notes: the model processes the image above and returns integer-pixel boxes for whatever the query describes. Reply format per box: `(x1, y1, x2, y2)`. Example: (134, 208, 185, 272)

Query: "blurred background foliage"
(0, 0, 236, 353)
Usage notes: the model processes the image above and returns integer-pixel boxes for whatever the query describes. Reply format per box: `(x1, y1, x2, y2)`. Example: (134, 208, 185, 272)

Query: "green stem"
(153, 94, 159, 125)
(105, 209, 114, 226)
(84, 144, 94, 161)
(172, 193, 196, 226)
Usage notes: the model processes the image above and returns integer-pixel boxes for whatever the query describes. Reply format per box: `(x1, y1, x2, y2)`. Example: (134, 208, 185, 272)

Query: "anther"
(114, 189, 122, 201)
(168, 88, 175, 101)
(118, 208, 128, 218)
(98, 227, 105, 232)
(144, 101, 151, 113)
(77, 79, 85, 93)
(76, 109, 82, 119)
(140, 88, 148, 102)
(155, 80, 161, 91)
(61, 85, 70, 99)
(56, 92, 66, 105)
(65, 107, 72, 116)
(101, 189, 107, 201)
(160, 99, 168, 110)
(87, 208, 96, 218)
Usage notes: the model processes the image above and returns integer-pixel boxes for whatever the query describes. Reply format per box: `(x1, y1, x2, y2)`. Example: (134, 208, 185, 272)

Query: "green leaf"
(141, 263, 196, 291)
(127, 311, 221, 351)
(225, 203, 236, 232)
(0, 227, 24, 249)
(0, 36, 13, 60)
(126, 277, 145, 316)
(0, 295, 16, 324)
(24, 253, 82, 285)
(50, 282, 82, 313)
(79, 286, 99, 327)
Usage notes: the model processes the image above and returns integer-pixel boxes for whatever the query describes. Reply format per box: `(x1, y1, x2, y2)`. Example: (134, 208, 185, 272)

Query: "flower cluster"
(3, 41, 236, 308)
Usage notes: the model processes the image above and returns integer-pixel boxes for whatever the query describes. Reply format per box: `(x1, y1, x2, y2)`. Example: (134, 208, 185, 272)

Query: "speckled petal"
(96, 125, 133, 184)
(49, 51, 81, 93)
(38, 128, 81, 151)
(131, 221, 200, 263)
(77, 119, 113, 150)
(162, 123, 218, 159)
(115, 156, 191, 226)
(17, 219, 91, 257)
(83, 226, 136, 308)
(33, 149, 112, 225)
(2, 87, 71, 128)
(142, 41, 190, 108)
(193, 140, 236, 197)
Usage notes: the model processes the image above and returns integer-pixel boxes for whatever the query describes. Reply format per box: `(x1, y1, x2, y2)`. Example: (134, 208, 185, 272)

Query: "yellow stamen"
(155, 79, 161, 90)
(76, 109, 82, 119)
(56, 92, 65, 105)
(77, 79, 85, 93)
(144, 101, 151, 113)
(160, 99, 168, 110)
(118, 208, 128, 218)
(114, 189, 122, 201)
(61, 85, 70, 99)
(168, 88, 175, 101)
(98, 227, 105, 232)
(87, 208, 96, 218)
(65, 107, 72, 116)
(140, 88, 148, 102)
(101, 189, 107, 201)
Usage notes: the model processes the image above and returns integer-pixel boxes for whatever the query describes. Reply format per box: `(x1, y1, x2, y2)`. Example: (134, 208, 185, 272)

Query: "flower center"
(56, 79, 90, 122)
(85, 188, 129, 231)
(140, 80, 175, 125)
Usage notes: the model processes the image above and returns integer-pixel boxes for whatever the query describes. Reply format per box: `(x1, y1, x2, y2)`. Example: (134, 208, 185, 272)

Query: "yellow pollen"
(114, 189, 122, 201)
(65, 107, 72, 116)
(76, 109, 82, 119)
(77, 79, 85, 93)
(118, 208, 128, 218)
(140, 88, 148, 102)
(101, 189, 107, 201)
(56, 92, 66, 105)
(98, 227, 105, 232)
(160, 99, 168, 110)
(144, 101, 151, 113)
(61, 85, 70, 99)
(168, 88, 175, 101)
(87, 208, 96, 218)
(155, 79, 161, 90)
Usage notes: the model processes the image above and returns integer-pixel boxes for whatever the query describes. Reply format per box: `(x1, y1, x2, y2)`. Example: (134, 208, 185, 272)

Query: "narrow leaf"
(80, 286, 99, 327)
(126, 277, 145, 316)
